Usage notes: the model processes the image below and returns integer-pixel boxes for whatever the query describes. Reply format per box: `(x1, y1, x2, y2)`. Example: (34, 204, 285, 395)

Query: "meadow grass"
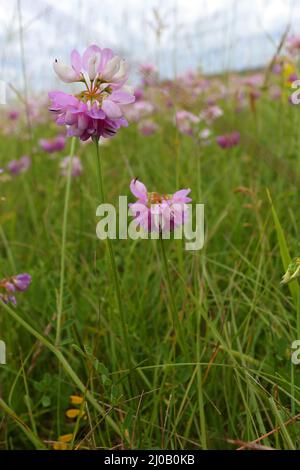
(0, 89, 300, 450)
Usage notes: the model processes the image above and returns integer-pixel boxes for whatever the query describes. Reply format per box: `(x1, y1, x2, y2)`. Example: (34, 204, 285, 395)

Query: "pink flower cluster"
(49, 45, 135, 141)
(39, 135, 66, 153)
(216, 132, 240, 149)
(0, 273, 31, 305)
(7, 155, 31, 175)
(129, 179, 191, 233)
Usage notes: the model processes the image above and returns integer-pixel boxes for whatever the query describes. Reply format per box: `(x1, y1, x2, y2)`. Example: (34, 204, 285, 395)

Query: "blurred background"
(0, 0, 299, 94)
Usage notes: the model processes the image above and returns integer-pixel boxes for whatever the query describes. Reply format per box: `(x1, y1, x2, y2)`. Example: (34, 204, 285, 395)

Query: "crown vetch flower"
(39, 135, 66, 153)
(129, 179, 192, 233)
(175, 110, 200, 137)
(7, 156, 31, 175)
(216, 131, 240, 149)
(49, 45, 135, 141)
(60, 155, 83, 177)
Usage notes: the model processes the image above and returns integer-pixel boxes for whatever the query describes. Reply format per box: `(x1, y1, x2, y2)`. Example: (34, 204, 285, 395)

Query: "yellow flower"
(53, 441, 68, 450)
(70, 395, 84, 405)
(59, 433, 73, 443)
(66, 408, 81, 419)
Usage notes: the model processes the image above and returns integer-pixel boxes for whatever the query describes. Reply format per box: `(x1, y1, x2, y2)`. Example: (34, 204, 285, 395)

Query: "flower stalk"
(56, 136, 76, 346)
(94, 139, 132, 373)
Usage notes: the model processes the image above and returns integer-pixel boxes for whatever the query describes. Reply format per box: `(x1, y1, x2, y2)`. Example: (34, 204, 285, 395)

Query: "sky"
(0, 0, 299, 96)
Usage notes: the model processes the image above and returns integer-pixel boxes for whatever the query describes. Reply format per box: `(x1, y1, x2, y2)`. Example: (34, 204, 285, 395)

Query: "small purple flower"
(139, 63, 158, 86)
(0, 294, 17, 305)
(0, 273, 31, 306)
(8, 110, 20, 121)
(7, 156, 31, 175)
(39, 135, 66, 153)
(216, 132, 240, 149)
(13, 273, 32, 292)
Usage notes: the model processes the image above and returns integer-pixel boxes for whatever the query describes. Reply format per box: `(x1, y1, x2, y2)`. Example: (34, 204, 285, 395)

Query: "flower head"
(60, 156, 83, 177)
(216, 131, 240, 149)
(129, 179, 191, 233)
(286, 35, 300, 55)
(7, 156, 31, 175)
(39, 135, 66, 153)
(138, 119, 158, 136)
(0, 273, 31, 305)
(49, 45, 135, 141)
(199, 105, 223, 125)
(175, 110, 200, 137)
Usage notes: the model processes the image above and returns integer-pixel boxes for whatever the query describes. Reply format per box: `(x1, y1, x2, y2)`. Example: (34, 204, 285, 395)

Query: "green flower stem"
(94, 140, 132, 372)
(1, 300, 123, 439)
(56, 137, 76, 346)
(158, 236, 187, 356)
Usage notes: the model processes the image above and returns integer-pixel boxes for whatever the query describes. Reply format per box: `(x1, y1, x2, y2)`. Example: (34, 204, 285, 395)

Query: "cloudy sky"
(0, 0, 299, 95)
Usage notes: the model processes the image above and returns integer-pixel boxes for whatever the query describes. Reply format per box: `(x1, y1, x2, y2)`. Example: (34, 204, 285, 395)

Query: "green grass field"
(1, 66, 300, 450)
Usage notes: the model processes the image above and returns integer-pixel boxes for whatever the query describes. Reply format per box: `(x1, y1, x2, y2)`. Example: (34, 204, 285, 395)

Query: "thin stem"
(158, 236, 187, 356)
(56, 137, 76, 346)
(94, 139, 132, 371)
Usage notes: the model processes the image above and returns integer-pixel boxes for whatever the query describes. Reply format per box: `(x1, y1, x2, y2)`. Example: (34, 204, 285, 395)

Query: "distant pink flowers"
(216, 132, 240, 149)
(138, 119, 158, 136)
(129, 179, 191, 233)
(39, 135, 66, 153)
(175, 110, 199, 137)
(60, 156, 83, 177)
(287, 35, 300, 55)
(0, 273, 31, 305)
(49, 45, 135, 141)
(7, 155, 31, 175)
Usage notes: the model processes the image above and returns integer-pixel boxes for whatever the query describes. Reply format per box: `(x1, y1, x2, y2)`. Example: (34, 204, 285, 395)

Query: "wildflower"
(281, 258, 300, 285)
(66, 408, 81, 419)
(0, 294, 17, 305)
(139, 63, 158, 86)
(175, 110, 199, 137)
(7, 110, 20, 121)
(129, 179, 191, 233)
(53, 442, 68, 450)
(70, 395, 84, 405)
(216, 131, 240, 149)
(199, 105, 223, 125)
(49, 45, 135, 141)
(12, 274, 32, 291)
(39, 135, 66, 153)
(286, 35, 300, 55)
(58, 434, 73, 443)
(52, 434, 73, 450)
(199, 128, 212, 145)
(0, 273, 31, 305)
(138, 119, 158, 136)
(7, 156, 31, 175)
(60, 156, 83, 177)
(125, 100, 154, 122)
